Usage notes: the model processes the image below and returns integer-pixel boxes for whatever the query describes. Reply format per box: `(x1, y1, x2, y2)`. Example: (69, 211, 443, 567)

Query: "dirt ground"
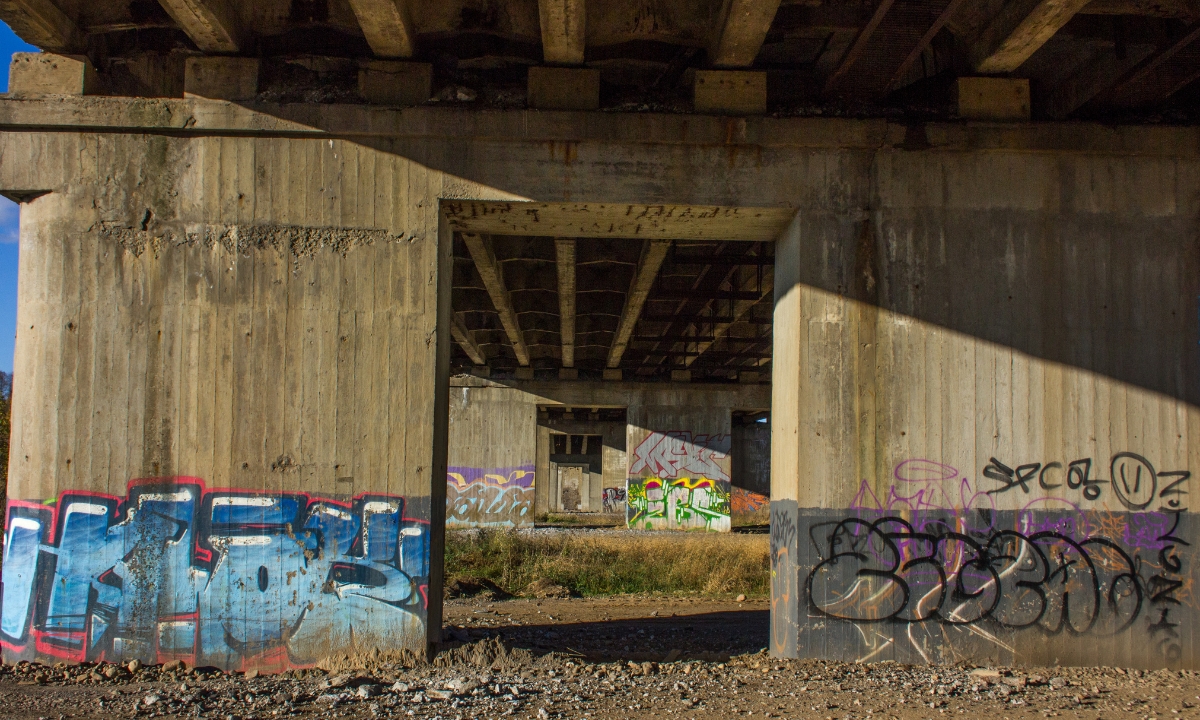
(2, 596, 1199, 720)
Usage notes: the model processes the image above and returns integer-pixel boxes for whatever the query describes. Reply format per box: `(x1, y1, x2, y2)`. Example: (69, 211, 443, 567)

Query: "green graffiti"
(626, 477, 731, 532)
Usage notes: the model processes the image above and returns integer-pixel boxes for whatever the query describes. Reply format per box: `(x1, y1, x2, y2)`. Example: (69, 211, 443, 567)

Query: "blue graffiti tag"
(1, 480, 429, 670)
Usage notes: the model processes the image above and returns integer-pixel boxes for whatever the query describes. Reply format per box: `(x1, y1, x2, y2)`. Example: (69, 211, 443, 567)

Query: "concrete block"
(471, 365, 491, 377)
(358, 60, 431, 106)
(527, 66, 599, 111)
(558, 367, 578, 380)
(671, 369, 692, 383)
(8, 53, 100, 96)
(955, 77, 1030, 121)
(515, 367, 535, 380)
(694, 70, 766, 115)
(184, 57, 260, 101)
(602, 369, 623, 381)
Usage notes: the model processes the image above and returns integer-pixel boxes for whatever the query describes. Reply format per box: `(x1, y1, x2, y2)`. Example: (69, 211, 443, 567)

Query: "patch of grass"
(444, 529, 769, 598)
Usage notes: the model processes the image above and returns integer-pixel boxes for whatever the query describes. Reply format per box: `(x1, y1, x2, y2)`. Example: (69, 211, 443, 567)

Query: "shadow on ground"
(447, 609, 770, 662)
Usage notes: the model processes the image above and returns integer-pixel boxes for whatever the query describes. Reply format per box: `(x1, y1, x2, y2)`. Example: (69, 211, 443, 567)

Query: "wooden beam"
(1089, 22, 1200, 108)
(971, 0, 1093, 73)
(607, 239, 671, 369)
(555, 238, 577, 368)
(461, 233, 531, 367)
(709, 0, 784, 68)
(824, 0, 966, 98)
(157, 0, 244, 53)
(347, 0, 416, 59)
(685, 268, 773, 368)
(450, 313, 487, 366)
(0, 0, 81, 53)
(1040, 44, 1156, 118)
(538, 0, 585, 65)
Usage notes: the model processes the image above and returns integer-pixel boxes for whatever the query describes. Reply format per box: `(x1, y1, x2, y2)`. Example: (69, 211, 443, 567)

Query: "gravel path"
(0, 597, 1196, 720)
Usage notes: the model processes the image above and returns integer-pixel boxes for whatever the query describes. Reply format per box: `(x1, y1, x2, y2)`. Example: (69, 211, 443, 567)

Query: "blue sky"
(0, 22, 35, 373)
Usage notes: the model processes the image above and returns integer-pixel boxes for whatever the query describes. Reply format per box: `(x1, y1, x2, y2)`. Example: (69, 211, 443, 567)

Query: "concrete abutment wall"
(0, 97, 1194, 670)
(770, 155, 1200, 668)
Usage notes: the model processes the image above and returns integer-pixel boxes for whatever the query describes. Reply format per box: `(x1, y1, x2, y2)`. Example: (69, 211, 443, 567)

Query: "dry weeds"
(444, 529, 770, 598)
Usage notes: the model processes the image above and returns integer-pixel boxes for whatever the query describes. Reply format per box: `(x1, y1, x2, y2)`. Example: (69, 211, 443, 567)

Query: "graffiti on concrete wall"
(791, 455, 1194, 667)
(732, 486, 770, 524)
(446, 465, 533, 528)
(629, 431, 730, 481)
(627, 477, 732, 532)
(627, 430, 731, 531)
(1, 478, 430, 672)
(601, 487, 626, 513)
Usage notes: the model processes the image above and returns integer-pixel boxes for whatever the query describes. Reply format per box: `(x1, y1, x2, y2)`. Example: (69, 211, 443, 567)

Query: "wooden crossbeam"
(607, 239, 671, 369)
(347, 0, 417, 59)
(1088, 22, 1200, 108)
(685, 269, 773, 368)
(461, 233, 531, 367)
(157, 0, 244, 53)
(0, 0, 81, 52)
(971, 0, 1093, 73)
(555, 238, 577, 368)
(825, 0, 966, 98)
(450, 313, 487, 366)
(710, 0, 784, 68)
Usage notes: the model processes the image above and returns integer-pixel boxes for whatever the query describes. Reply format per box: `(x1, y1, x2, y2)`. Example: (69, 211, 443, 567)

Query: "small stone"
(970, 669, 1002, 679)
(316, 693, 340, 703)
(538, 708, 550, 719)
(127, 660, 142, 674)
(427, 688, 453, 700)
(143, 694, 162, 706)
(326, 673, 351, 689)
(736, 594, 747, 602)
(1050, 678, 1068, 688)
(391, 681, 410, 693)
(244, 668, 258, 679)
(357, 684, 380, 699)
(162, 660, 184, 673)
(103, 666, 121, 679)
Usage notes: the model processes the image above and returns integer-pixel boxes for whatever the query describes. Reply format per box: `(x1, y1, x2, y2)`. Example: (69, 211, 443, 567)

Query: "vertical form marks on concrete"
(1, 131, 448, 670)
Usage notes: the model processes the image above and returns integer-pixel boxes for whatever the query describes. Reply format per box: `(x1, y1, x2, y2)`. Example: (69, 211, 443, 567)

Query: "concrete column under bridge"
(769, 151, 1200, 669)
(0, 88, 1197, 672)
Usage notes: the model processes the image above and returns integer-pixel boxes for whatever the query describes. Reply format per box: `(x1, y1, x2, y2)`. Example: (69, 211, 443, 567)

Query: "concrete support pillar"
(693, 69, 766, 115)
(955, 76, 1031, 120)
(183, 56, 259, 100)
(8, 52, 99, 95)
(0, 127, 449, 671)
(769, 148, 1200, 668)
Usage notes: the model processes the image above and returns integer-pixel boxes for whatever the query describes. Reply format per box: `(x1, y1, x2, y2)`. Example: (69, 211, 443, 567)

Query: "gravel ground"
(1, 597, 1197, 720)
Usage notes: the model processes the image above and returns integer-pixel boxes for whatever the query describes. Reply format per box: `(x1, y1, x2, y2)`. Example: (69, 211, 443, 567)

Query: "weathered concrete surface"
(770, 149, 1200, 668)
(0, 98, 1196, 670)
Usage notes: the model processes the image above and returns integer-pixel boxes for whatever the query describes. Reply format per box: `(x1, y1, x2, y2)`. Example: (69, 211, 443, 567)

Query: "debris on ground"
(1, 596, 1196, 719)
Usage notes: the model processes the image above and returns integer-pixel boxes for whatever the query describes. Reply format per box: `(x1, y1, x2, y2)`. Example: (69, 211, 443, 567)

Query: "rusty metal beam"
(156, 0, 244, 53)
(450, 313, 487, 366)
(606, 239, 671, 369)
(0, 0, 81, 52)
(346, 0, 417, 58)
(555, 238, 577, 368)
(461, 232, 531, 366)
(709, 0, 784, 68)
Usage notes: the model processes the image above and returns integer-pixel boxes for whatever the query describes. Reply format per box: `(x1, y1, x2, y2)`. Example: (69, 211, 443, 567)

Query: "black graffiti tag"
(807, 516, 1145, 636)
(984, 453, 1189, 511)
